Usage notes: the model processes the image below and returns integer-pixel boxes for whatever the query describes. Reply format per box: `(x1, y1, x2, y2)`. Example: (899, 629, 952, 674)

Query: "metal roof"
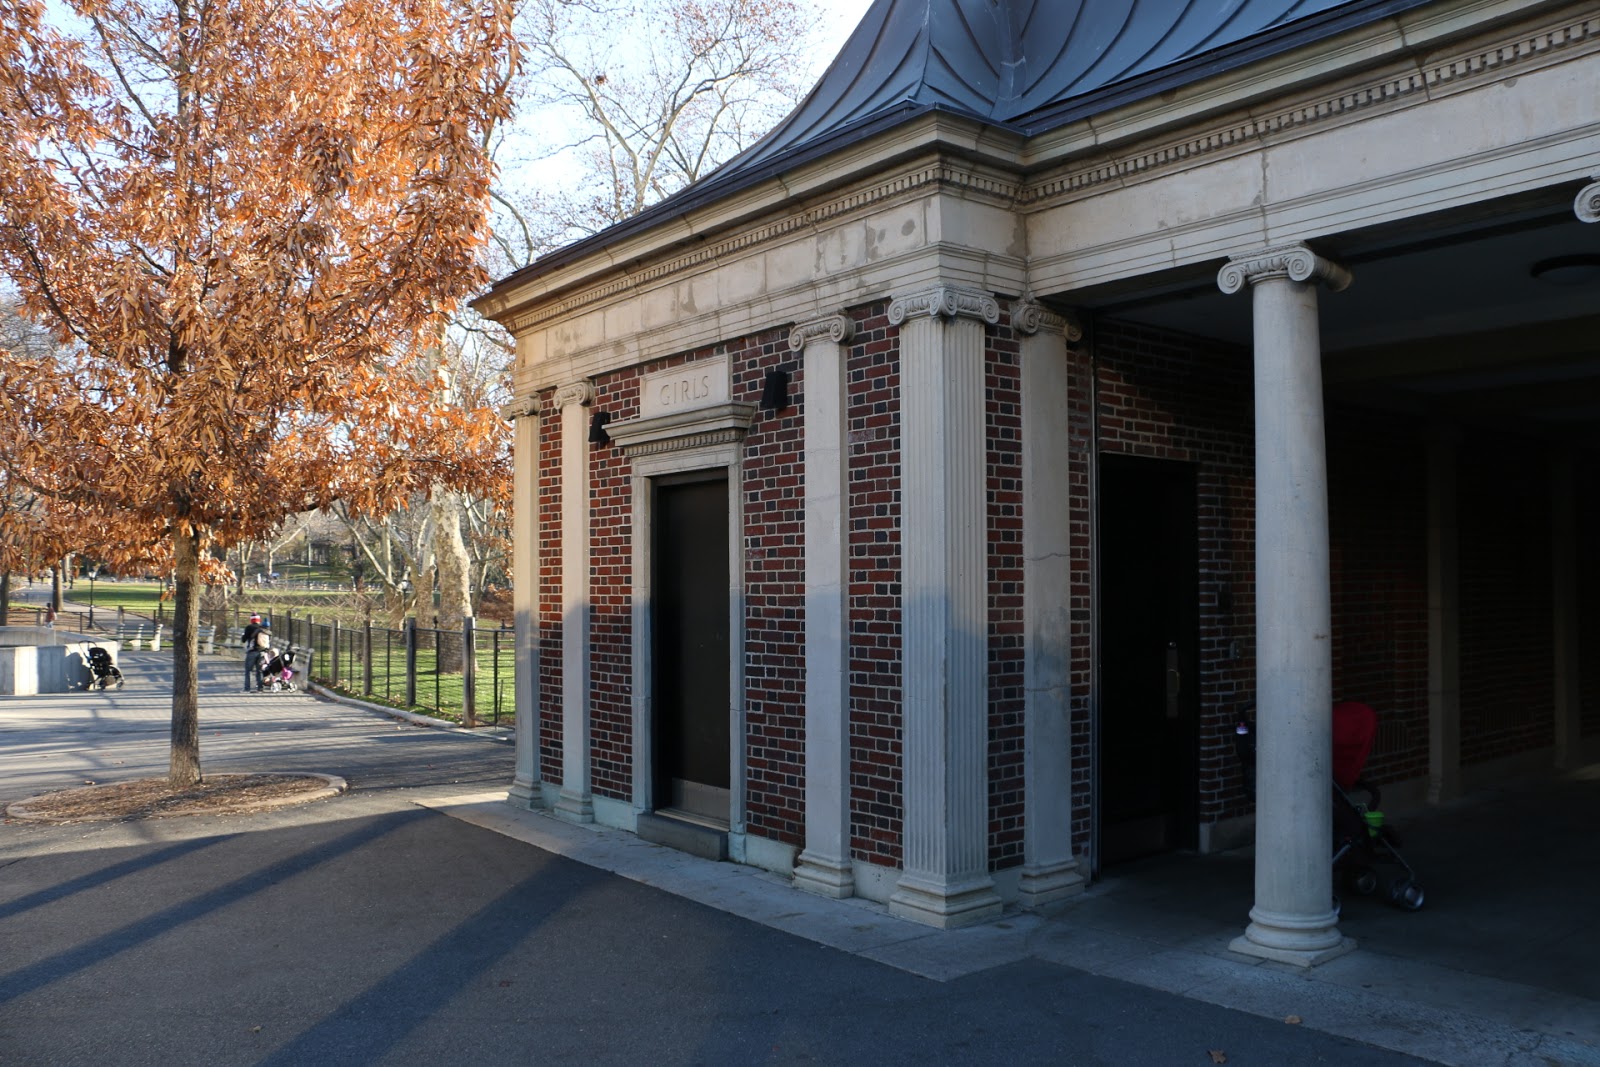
(484, 0, 1437, 299)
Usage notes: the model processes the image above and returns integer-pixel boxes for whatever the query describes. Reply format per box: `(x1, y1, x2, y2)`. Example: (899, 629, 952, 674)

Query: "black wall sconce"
(588, 410, 611, 445)
(760, 368, 790, 412)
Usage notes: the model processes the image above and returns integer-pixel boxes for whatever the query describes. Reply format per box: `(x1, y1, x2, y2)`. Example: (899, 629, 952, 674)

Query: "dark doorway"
(651, 473, 731, 825)
(1097, 453, 1200, 867)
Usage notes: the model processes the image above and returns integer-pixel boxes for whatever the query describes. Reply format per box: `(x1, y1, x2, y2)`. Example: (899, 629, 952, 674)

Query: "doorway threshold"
(637, 808, 729, 861)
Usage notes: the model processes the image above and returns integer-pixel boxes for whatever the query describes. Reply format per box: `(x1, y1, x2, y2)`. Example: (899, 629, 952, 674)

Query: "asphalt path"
(0, 652, 1427, 1066)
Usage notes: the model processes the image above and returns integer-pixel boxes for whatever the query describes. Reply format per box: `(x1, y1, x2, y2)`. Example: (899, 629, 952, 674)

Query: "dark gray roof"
(486, 0, 1435, 297)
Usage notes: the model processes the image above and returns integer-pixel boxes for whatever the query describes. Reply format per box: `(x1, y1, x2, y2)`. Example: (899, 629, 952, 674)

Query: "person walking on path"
(242, 613, 268, 692)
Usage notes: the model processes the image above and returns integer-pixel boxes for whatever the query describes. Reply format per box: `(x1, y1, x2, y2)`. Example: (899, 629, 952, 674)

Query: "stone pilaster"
(791, 313, 857, 899)
(554, 380, 595, 823)
(887, 285, 1004, 929)
(1576, 177, 1600, 223)
(504, 396, 543, 807)
(1014, 300, 1086, 910)
(1218, 244, 1353, 967)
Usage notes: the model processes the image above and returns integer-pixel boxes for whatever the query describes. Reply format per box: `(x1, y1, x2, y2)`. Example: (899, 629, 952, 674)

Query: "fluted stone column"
(792, 313, 857, 899)
(888, 285, 1004, 929)
(1014, 300, 1086, 910)
(508, 399, 543, 807)
(555, 380, 595, 823)
(1576, 177, 1600, 223)
(1218, 244, 1353, 967)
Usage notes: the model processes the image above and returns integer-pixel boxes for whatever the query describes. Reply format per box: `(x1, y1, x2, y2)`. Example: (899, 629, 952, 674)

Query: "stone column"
(792, 313, 858, 899)
(1426, 428, 1461, 804)
(1551, 453, 1582, 769)
(887, 285, 1004, 929)
(507, 399, 543, 807)
(1575, 177, 1600, 223)
(555, 380, 595, 822)
(1218, 244, 1353, 967)
(1014, 300, 1086, 910)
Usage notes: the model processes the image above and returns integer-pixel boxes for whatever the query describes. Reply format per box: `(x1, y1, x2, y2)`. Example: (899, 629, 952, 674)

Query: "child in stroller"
(1332, 701, 1425, 911)
(86, 646, 124, 690)
(1233, 700, 1425, 911)
(258, 645, 298, 692)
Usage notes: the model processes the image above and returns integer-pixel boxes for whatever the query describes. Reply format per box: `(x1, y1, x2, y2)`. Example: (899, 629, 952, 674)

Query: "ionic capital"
(499, 395, 541, 420)
(552, 380, 594, 409)
(888, 285, 1000, 327)
(1576, 178, 1600, 224)
(1217, 243, 1352, 295)
(1012, 299, 1084, 345)
(788, 313, 855, 352)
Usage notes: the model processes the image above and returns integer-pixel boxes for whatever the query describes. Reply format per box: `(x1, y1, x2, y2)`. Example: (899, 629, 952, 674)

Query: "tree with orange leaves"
(0, 0, 517, 784)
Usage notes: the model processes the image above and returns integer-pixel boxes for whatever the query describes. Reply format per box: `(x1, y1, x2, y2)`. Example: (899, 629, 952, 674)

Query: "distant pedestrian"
(242, 613, 268, 692)
(44, 604, 56, 628)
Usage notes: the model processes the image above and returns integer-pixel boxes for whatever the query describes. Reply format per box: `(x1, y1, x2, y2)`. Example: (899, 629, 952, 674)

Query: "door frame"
(1091, 450, 1201, 871)
(621, 411, 750, 838)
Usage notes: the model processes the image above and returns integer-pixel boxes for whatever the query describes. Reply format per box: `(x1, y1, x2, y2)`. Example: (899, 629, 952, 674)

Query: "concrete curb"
(5, 771, 348, 822)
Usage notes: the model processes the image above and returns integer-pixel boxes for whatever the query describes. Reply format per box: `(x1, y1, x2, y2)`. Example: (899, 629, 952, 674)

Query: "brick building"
(477, 0, 1600, 965)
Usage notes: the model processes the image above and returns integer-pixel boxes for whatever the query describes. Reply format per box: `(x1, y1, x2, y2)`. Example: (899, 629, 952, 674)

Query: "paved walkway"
(1, 648, 1596, 1065)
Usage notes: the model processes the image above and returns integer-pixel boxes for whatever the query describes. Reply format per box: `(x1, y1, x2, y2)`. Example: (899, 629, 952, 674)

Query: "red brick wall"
(738, 331, 808, 847)
(589, 369, 641, 801)
(848, 304, 905, 865)
(538, 391, 564, 786)
(1088, 320, 1256, 837)
(986, 315, 1026, 867)
(1066, 342, 1095, 845)
(1326, 408, 1429, 785)
(1459, 442, 1555, 764)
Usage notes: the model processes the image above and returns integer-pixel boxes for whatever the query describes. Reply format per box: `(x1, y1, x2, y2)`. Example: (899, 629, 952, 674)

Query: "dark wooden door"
(1097, 453, 1199, 867)
(651, 474, 731, 823)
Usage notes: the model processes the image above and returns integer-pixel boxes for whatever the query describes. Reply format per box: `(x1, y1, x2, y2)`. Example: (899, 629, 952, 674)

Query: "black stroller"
(1331, 701, 1425, 911)
(1233, 700, 1425, 911)
(259, 646, 298, 692)
(86, 646, 125, 690)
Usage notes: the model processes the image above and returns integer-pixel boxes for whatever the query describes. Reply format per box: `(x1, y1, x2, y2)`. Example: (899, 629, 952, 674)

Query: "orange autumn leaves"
(0, 0, 518, 550)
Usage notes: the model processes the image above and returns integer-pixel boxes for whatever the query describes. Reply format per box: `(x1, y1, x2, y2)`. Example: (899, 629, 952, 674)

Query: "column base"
(1017, 860, 1086, 912)
(1230, 904, 1354, 967)
(508, 778, 543, 809)
(554, 789, 594, 823)
(793, 851, 855, 899)
(889, 873, 1003, 929)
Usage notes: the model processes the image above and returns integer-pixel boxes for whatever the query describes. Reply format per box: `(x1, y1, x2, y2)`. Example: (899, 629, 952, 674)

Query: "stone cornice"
(888, 286, 1001, 326)
(484, 6, 1593, 343)
(552, 381, 594, 409)
(1012, 300, 1084, 344)
(788, 314, 856, 351)
(607, 401, 758, 458)
(1577, 177, 1600, 223)
(1217, 244, 1353, 294)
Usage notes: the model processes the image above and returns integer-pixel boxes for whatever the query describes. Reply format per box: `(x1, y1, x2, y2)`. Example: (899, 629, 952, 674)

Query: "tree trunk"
(169, 527, 204, 786)
(52, 562, 63, 611)
(431, 487, 473, 671)
(0, 572, 10, 626)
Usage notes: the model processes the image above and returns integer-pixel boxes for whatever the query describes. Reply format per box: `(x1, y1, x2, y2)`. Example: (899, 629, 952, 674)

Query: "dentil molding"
(1217, 244, 1353, 294)
(888, 286, 1001, 326)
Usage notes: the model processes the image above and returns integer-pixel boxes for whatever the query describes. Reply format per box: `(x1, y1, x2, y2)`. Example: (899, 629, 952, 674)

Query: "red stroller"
(1332, 701, 1425, 911)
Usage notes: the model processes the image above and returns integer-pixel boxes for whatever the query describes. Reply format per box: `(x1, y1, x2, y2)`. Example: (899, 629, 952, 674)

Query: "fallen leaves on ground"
(4, 774, 335, 823)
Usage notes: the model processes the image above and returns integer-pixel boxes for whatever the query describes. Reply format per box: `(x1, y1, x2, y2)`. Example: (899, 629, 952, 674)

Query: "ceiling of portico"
(1070, 187, 1600, 445)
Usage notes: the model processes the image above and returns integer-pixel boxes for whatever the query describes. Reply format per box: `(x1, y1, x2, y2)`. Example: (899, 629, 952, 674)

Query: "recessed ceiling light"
(1529, 254, 1600, 285)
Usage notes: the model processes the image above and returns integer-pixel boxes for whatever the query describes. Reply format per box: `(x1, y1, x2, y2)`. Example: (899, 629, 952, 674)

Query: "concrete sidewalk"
(2, 650, 1595, 1065)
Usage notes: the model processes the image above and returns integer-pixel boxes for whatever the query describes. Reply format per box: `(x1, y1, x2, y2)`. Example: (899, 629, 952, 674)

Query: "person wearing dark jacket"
(242, 613, 268, 692)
